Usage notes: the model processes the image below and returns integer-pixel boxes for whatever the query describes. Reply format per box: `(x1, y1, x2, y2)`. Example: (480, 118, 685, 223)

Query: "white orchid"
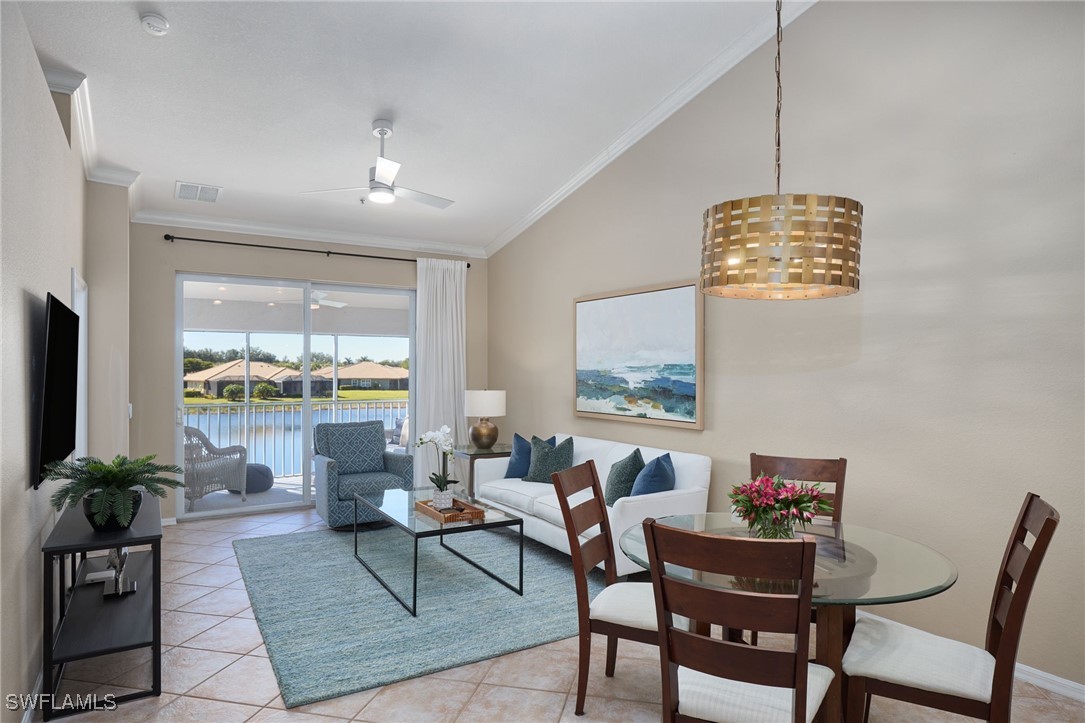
(415, 426, 457, 491)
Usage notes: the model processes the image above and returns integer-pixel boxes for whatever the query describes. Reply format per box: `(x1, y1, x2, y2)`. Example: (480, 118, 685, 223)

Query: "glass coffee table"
(353, 488, 524, 616)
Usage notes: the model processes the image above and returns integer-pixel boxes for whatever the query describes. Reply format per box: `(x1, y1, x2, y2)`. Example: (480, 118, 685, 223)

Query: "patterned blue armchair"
(314, 421, 414, 528)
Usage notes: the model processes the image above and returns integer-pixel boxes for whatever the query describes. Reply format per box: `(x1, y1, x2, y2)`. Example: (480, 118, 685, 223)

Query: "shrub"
(183, 388, 205, 399)
(252, 382, 278, 400)
(222, 384, 245, 401)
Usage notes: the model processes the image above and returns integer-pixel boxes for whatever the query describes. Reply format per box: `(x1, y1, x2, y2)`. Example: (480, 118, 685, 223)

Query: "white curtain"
(414, 258, 468, 487)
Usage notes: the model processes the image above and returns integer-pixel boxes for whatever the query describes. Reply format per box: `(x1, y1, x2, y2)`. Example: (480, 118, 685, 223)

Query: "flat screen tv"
(35, 293, 79, 487)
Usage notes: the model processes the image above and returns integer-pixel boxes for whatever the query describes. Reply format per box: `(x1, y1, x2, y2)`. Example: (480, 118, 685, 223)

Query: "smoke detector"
(140, 13, 170, 37)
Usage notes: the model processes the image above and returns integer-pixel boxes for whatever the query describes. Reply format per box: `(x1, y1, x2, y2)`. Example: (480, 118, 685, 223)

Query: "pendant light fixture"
(700, 0, 862, 300)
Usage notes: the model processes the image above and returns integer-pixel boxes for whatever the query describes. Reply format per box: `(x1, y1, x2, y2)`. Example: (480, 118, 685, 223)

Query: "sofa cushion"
(316, 422, 385, 474)
(337, 471, 409, 500)
(532, 493, 566, 529)
(477, 479, 556, 515)
(505, 433, 555, 478)
(605, 448, 644, 506)
(524, 436, 574, 483)
(632, 452, 676, 496)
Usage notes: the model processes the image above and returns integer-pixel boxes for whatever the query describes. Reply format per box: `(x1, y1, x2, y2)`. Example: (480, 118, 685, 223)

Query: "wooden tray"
(414, 498, 486, 524)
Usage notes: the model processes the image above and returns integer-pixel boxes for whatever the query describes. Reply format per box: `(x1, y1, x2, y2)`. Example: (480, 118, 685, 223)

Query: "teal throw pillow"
(523, 436, 574, 483)
(505, 433, 555, 478)
(631, 453, 676, 496)
(604, 448, 645, 506)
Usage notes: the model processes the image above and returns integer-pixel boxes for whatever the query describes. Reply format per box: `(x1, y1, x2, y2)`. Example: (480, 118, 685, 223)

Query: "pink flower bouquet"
(729, 474, 833, 538)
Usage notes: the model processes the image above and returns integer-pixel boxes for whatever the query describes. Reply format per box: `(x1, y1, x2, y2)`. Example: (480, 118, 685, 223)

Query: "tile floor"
(46, 507, 1085, 722)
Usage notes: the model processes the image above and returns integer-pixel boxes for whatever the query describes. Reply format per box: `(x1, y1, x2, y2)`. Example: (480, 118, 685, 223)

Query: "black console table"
(41, 500, 162, 720)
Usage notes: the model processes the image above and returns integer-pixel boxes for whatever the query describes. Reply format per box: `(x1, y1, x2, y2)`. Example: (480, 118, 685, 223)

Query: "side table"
(453, 444, 512, 499)
(41, 501, 162, 720)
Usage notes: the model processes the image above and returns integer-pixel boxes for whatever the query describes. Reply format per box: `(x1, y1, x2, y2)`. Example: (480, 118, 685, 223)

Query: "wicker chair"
(183, 426, 247, 509)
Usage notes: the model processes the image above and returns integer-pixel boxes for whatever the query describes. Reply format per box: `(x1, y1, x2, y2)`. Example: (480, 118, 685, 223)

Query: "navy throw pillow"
(631, 453, 676, 496)
(505, 433, 556, 478)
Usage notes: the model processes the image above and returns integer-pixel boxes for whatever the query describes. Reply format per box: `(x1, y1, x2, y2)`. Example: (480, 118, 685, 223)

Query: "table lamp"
(464, 390, 506, 450)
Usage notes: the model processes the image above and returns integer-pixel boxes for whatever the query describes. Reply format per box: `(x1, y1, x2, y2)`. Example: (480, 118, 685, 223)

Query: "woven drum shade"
(701, 194, 862, 300)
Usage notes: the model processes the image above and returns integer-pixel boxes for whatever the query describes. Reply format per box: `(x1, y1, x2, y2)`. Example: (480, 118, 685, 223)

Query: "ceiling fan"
(302, 120, 454, 210)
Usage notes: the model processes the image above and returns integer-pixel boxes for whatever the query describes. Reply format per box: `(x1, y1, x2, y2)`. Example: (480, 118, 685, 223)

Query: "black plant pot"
(83, 490, 143, 532)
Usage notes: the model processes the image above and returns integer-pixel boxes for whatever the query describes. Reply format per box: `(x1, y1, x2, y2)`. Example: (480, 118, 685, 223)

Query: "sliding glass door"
(177, 275, 413, 518)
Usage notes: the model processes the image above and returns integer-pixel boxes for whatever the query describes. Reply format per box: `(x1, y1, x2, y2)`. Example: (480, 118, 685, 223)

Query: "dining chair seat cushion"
(841, 615, 995, 703)
(588, 582, 657, 631)
(677, 663, 834, 723)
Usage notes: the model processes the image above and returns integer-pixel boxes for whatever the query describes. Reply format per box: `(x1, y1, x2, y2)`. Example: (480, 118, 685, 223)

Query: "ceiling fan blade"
(301, 186, 369, 195)
(318, 299, 348, 309)
(394, 186, 454, 210)
(374, 157, 401, 186)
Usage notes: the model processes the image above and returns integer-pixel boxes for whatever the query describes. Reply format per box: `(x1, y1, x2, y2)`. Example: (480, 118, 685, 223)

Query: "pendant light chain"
(774, 0, 783, 196)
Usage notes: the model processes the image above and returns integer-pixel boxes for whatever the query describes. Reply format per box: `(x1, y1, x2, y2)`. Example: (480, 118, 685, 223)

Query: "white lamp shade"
(464, 390, 506, 418)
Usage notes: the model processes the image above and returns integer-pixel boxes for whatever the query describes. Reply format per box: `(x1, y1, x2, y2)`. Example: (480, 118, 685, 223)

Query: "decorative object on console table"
(729, 474, 832, 539)
(415, 425, 458, 509)
(44, 454, 183, 533)
(575, 282, 704, 430)
(464, 390, 506, 449)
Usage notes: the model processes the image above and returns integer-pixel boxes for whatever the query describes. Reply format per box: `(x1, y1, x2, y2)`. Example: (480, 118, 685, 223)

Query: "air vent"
(175, 181, 221, 203)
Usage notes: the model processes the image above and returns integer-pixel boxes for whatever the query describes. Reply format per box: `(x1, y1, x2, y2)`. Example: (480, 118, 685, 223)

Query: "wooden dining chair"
(749, 453, 847, 522)
(643, 519, 832, 723)
(745, 453, 848, 646)
(551, 461, 659, 717)
(842, 492, 1060, 723)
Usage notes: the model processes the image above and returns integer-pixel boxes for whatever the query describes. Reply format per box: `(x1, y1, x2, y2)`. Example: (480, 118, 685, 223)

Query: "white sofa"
(473, 433, 712, 576)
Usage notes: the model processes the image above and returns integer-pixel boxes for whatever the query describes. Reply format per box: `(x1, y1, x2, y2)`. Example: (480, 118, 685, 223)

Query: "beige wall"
(128, 223, 488, 515)
(0, 5, 87, 717)
(84, 181, 131, 458)
(488, 2, 1084, 683)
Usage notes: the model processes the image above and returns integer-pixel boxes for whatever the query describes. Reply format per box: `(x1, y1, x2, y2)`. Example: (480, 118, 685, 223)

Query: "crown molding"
(130, 209, 488, 259)
(484, 0, 817, 258)
(42, 67, 141, 188)
(88, 166, 141, 187)
(43, 67, 85, 95)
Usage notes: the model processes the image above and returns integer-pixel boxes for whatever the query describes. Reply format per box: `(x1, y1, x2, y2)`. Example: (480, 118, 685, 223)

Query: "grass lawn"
(185, 390, 408, 405)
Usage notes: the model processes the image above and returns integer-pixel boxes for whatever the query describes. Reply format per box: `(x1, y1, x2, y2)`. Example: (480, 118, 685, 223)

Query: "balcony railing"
(183, 400, 409, 478)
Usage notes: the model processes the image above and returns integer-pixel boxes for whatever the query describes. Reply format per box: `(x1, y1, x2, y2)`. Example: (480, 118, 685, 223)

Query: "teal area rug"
(234, 526, 602, 708)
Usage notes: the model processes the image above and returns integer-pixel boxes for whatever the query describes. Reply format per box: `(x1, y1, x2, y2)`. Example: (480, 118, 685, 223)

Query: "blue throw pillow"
(505, 433, 556, 478)
(631, 453, 676, 496)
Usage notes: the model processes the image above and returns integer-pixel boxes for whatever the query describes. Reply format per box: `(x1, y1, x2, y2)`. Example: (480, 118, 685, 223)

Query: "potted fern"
(45, 455, 184, 532)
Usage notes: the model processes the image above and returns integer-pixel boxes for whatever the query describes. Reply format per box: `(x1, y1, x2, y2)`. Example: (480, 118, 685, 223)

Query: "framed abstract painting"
(574, 281, 704, 430)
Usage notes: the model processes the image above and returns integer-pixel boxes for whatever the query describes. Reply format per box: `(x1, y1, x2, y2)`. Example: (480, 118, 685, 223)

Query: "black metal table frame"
(42, 507, 162, 721)
(353, 493, 524, 616)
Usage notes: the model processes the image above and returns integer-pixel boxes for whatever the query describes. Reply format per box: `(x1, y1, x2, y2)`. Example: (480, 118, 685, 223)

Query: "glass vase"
(753, 521, 795, 539)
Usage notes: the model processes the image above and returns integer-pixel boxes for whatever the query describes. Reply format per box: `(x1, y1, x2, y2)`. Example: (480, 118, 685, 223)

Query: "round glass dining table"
(618, 514, 958, 722)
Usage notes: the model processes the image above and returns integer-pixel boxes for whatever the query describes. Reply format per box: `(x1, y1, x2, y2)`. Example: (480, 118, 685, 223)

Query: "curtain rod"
(163, 234, 470, 268)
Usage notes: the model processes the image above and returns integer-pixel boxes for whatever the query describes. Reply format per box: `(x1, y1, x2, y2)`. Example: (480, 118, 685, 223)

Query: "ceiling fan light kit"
(301, 119, 453, 210)
(700, 0, 863, 300)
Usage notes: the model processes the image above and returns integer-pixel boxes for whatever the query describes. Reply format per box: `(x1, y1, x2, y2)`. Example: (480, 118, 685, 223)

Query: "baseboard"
(1016, 662, 1085, 702)
(855, 610, 1083, 701)
(161, 517, 177, 526)
(21, 670, 43, 723)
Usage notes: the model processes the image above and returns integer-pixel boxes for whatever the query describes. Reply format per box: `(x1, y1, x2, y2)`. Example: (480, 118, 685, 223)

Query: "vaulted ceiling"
(20, 1, 810, 257)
